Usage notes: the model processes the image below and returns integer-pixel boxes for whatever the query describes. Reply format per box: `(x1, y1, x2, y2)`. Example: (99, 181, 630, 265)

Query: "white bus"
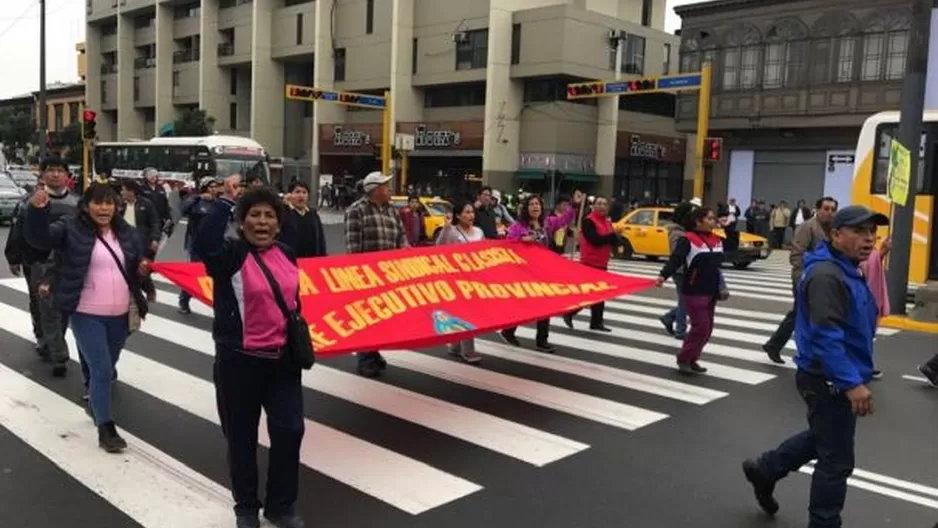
(92, 135, 271, 185)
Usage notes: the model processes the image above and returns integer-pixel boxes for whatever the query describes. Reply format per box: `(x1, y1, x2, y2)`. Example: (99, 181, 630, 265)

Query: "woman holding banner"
(437, 200, 486, 363)
(499, 191, 583, 352)
(192, 188, 307, 528)
(562, 196, 616, 332)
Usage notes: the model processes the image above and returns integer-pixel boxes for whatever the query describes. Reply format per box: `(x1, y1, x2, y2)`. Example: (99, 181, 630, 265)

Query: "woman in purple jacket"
(498, 191, 582, 352)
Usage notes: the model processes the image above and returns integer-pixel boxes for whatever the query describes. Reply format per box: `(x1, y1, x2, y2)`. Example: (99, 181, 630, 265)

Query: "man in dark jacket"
(743, 205, 887, 528)
(4, 197, 43, 348)
(177, 177, 219, 314)
(278, 181, 327, 258)
(119, 179, 162, 257)
(6, 156, 80, 376)
(140, 167, 172, 240)
(473, 186, 499, 239)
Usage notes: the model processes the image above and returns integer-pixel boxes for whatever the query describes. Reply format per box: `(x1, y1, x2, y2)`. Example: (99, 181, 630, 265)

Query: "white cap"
(690, 197, 703, 206)
(362, 171, 393, 192)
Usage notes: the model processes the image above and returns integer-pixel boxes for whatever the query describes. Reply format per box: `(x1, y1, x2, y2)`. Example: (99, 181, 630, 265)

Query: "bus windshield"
(93, 140, 271, 185)
(215, 157, 270, 183)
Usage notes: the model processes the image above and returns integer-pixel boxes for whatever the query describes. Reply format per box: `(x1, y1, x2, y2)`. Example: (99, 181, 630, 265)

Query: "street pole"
(693, 62, 712, 201)
(38, 0, 48, 161)
(381, 90, 392, 178)
(886, 0, 931, 316)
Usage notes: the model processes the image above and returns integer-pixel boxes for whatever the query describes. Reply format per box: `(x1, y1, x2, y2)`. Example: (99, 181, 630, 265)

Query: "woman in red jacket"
(563, 196, 617, 332)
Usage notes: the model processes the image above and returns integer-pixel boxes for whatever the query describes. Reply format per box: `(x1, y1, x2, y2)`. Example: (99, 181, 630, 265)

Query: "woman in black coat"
(25, 183, 150, 453)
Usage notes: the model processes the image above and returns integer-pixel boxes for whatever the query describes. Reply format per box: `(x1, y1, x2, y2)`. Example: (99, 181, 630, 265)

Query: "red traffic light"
(83, 109, 96, 122)
(704, 137, 723, 161)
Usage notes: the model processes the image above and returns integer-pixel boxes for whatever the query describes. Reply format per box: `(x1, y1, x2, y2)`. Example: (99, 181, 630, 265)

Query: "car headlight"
(739, 241, 753, 249)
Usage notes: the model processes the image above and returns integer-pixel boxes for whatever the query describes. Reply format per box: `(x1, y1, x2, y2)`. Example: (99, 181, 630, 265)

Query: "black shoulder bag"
(250, 251, 316, 370)
(95, 232, 150, 320)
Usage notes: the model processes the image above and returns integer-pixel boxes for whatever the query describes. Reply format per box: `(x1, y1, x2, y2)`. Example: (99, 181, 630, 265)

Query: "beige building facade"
(86, 0, 684, 197)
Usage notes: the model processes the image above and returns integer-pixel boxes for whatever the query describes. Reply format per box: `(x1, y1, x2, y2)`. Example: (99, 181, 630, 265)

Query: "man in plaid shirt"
(346, 171, 409, 377)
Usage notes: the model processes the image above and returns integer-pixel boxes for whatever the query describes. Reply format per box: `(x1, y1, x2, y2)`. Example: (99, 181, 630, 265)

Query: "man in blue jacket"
(741, 205, 887, 528)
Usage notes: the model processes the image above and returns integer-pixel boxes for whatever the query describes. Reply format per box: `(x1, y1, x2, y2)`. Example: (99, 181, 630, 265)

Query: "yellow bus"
(852, 111, 936, 284)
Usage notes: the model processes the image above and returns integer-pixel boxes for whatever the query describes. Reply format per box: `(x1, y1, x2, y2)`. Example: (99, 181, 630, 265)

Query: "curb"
(879, 315, 938, 334)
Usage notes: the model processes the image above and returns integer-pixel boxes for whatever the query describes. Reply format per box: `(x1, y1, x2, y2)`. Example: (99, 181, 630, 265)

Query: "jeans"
(663, 275, 688, 336)
(678, 294, 715, 364)
(755, 370, 857, 528)
(69, 313, 129, 425)
(765, 285, 798, 352)
(214, 345, 305, 517)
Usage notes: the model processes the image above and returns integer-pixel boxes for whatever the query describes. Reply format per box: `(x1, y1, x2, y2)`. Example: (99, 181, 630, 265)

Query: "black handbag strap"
(249, 250, 294, 320)
(95, 232, 136, 291)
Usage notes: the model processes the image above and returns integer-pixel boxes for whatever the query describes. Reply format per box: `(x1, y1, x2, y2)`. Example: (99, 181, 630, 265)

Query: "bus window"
(872, 124, 926, 194)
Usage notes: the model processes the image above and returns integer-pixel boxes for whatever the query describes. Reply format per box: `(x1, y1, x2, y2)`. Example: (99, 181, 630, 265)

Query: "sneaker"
(51, 363, 67, 378)
(871, 369, 883, 380)
(761, 344, 785, 365)
(659, 315, 675, 336)
(742, 459, 779, 515)
(677, 362, 694, 375)
(589, 325, 612, 333)
(918, 364, 938, 388)
(535, 342, 555, 353)
(177, 303, 191, 315)
(458, 348, 482, 364)
(97, 422, 127, 453)
(263, 513, 305, 528)
(236, 514, 261, 528)
(674, 332, 686, 340)
(356, 359, 383, 378)
(562, 314, 574, 329)
(690, 362, 708, 374)
(497, 330, 521, 347)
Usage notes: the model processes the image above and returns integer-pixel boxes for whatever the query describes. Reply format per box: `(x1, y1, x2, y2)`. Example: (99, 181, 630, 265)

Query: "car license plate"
(760, 249, 768, 258)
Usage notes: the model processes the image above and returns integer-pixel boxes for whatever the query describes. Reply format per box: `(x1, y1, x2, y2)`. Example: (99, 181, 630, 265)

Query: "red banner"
(152, 241, 655, 356)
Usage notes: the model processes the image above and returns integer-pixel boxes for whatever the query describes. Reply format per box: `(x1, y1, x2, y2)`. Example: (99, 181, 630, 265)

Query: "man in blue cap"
(741, 204, 888, 528)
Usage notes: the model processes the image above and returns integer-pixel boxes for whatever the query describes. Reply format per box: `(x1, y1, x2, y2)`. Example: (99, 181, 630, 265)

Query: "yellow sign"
(887, 139, 910, 206)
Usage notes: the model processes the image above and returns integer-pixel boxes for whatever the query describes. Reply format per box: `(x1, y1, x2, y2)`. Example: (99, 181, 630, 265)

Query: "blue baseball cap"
(832, 205, 889, 229)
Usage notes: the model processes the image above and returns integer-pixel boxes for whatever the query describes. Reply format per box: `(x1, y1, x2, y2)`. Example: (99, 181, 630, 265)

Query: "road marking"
(385, 350, 669, 431)
(0, 300, 482, 515)
(611, 269, 793, 298)
(474, 340, 728, 405)
(607, 270, 791, 303)
(800, 465, 938, 510)
(511, 326, 776, 385)
(609, 262, 794, 288)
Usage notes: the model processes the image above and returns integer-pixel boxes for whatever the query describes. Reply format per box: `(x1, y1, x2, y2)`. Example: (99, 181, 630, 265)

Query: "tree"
(0, 109, 33, 161)
(50, 122, 83, 164)
(172, 108, 216, 136)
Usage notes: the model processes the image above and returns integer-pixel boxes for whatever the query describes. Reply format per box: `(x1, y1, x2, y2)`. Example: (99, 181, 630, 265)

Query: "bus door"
(927, 130, 938, 280)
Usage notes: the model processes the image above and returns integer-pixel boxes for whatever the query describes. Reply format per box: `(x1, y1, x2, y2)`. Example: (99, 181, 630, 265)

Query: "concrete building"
(674, 0, 911, 209)
(85, 0, 686, 198)
(36, 82, 87, 135)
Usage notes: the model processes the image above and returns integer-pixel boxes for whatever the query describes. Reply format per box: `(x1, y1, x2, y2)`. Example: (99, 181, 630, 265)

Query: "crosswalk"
(0, 254, 904, 526)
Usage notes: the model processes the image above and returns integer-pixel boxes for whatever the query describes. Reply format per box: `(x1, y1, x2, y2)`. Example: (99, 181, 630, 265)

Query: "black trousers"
(214, 345, 305, 517)
(772, 227, 787, 249)
(22, 264, 43, 342)
(765, 285, 797, 353)
(504, 319, 550, 345)
(569, 302, 605, 328)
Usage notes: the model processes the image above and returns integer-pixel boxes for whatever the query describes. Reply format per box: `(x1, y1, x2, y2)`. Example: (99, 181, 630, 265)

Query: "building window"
(101, 80, 107, 104)
(172, 71, 180, 87)
(456, 29, 488, 70)
(133, 76, 140, 101)
(641, 0, 653, 27)
(230, 68, 237, 95)
(366, 0, 374, 34)
(53, 104, 63, 130)
(101, 23, 116, 36)
(424, 83, 486, 107)
(761, 18, 809, 89)
(229, 102, 237, 130)
(412, 38, 418, 74)
(333, 48, 346, 81)
(609, 34, 646, 74)
(69, 102, 79, 125)
(809, 12, 859, 85)
(860, 10, 911, 81)
(296, 14, 303, 45)
(511, 24, 521, 65)
(720, 24, 761, 90)
(663, 43, 671, 75)
(679, 29, 717, 74)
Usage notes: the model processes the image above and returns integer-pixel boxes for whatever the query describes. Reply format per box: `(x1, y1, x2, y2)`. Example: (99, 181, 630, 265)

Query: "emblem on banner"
(432, 310, 476, 335)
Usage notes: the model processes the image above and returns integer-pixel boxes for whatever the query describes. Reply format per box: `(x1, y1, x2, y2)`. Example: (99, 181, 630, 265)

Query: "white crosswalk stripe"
(0, 254, 907, 522)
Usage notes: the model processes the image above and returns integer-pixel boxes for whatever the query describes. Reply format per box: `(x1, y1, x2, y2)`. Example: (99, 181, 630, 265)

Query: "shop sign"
(332, 126, 372, 147)
(629, 135, 668, 160)
(414, 124, 461, 148)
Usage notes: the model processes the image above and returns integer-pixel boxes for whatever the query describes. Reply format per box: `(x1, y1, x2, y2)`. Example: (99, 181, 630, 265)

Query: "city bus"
(91, 135, 271, 187)
(852, 111, 937, 284)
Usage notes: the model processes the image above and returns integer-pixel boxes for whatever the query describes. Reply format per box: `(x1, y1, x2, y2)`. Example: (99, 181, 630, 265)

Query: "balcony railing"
(100, 64, 117, 74)
(134, 57, 156, 70)
(173, 49, 199, 64)
(218, 42, 234, 57)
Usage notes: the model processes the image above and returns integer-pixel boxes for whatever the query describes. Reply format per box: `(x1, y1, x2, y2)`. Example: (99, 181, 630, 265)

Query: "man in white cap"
(345, 171, 408, 377)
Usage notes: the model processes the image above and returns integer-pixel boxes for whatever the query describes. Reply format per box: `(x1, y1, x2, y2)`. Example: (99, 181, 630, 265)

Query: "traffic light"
(704, 137, 723, 162)
(567, 81, 606, 99)
(285, 85, 323, 102)
(82, 109, 97, 140)
(625, 78, 657, 93)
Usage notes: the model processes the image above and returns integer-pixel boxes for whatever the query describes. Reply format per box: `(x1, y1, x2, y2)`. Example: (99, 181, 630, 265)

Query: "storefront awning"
(516, 169, 598, 183)
(516, 168, 546, 181)
(560, 171, 598, 183)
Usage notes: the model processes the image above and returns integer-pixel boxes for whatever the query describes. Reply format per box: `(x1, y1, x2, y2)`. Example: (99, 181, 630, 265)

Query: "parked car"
(613, 206, 771, 269)
(0, 173, 26, 225)
(390, 195, 453, 241)
(7, 169, 37, 189)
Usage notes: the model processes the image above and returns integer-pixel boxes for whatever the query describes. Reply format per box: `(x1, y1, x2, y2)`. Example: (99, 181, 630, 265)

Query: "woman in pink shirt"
(24, 183, 151, 453)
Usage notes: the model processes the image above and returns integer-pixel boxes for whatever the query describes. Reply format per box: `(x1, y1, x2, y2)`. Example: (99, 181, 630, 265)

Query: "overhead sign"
(285, 84, 386, 109)
(569, 73, 704, 99)
(887, 139, 910, 207)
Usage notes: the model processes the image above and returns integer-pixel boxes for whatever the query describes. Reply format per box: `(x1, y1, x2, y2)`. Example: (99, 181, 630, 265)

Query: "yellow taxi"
(391, 196, 453, 240)
(613, 206, 771, 269)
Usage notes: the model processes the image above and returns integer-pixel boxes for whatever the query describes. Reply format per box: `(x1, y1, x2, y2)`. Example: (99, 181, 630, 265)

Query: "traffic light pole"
(38, 0, 48, 160)
(693, 62, 712, 200)
(381, 90, 392, 177)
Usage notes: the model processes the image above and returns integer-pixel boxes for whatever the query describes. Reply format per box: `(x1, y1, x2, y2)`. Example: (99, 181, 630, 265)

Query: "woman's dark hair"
(517, 194, 545, 225)
(121, 179, 140, 194)
(679, 204, 713, 231)
(80, 183, 121, 227)
(451, 200, 475, 225)
(237, 188, 284, 225)
(288, 180, 309, 193)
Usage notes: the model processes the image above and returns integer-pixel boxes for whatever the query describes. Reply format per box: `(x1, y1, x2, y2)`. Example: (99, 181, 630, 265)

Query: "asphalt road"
(0, 221, 936, 528)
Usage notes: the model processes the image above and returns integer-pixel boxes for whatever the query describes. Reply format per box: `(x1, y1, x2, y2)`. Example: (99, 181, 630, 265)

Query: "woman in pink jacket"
(499, 191, 582, 352)
(859, 236, 890, 380)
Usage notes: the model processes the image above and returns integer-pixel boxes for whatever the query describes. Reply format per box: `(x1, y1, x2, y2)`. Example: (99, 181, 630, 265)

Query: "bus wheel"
(616, 239, 634, 260)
